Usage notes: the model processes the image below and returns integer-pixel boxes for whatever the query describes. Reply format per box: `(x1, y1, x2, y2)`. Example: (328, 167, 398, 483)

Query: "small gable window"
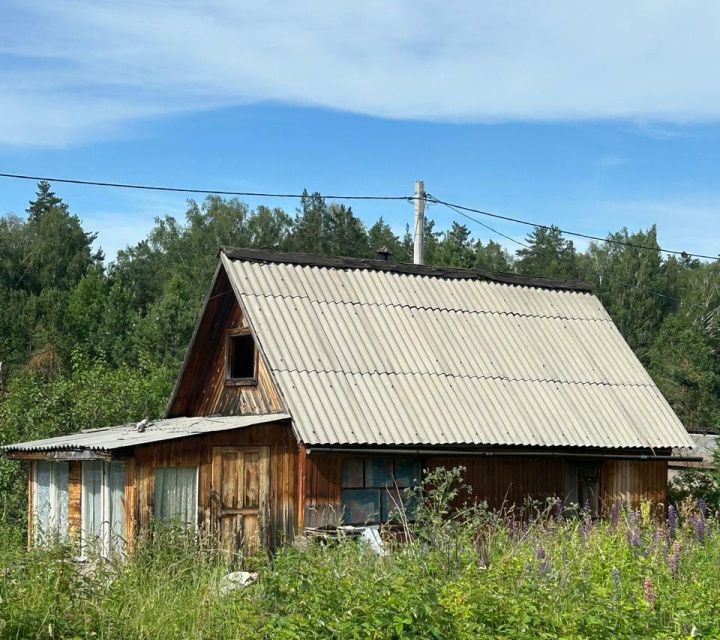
(227, 330, 257, 382)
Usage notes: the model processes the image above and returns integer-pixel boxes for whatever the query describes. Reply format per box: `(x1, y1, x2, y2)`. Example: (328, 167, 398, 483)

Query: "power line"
(0, 170, 716, 260)
(0, 172, 413, 202)
(426, 195, 718, 261)
(431, 194, 713, 310)
(428, 194, 530, 249)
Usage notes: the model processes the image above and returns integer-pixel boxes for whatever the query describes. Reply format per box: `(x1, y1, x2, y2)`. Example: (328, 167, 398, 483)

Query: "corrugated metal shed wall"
(222, 254, 693, 450)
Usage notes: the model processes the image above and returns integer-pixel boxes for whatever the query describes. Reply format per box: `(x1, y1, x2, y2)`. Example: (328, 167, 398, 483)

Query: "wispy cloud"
(3, 1, 720, 146)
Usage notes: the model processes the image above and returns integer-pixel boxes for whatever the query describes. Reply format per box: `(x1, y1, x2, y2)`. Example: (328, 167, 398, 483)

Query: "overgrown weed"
(1, 468, 719, 639)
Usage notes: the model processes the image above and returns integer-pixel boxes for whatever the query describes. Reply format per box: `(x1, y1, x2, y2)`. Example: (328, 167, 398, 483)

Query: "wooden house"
(3, 248, 697, 554)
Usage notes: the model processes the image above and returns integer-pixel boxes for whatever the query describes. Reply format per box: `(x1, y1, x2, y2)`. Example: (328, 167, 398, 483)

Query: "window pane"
(365, 459, 393, 488)
(82, 461, 104, 552)
(381, 488, 418, 522)
(35, 461, 52, 541)
(54, 462, 69, 536)
(342, 489, 380, 525)
(393, 459, 420, 488)
(154, 467, 197, 527)
(341, 458, 364, 488)
(109, 462, 126, 555)
(34, 461, 69, 543)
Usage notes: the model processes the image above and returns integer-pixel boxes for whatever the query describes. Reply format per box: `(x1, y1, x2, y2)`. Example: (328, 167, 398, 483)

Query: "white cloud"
(3, 1, 720, 145)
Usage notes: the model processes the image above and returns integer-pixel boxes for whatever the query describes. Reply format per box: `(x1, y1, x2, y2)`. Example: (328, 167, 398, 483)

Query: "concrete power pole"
(413, 180, 426, 265)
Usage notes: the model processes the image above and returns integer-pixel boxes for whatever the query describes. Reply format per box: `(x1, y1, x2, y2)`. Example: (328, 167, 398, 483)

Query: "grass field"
(1, 474, 719, 639)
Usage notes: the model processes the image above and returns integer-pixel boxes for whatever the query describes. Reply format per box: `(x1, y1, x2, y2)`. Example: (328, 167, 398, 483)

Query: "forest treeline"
(0, 182, 718, 523)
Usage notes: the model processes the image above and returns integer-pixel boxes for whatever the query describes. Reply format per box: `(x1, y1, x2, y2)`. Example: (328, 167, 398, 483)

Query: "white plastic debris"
(219, 571, 258, 594)
(359, 525, 385, 556)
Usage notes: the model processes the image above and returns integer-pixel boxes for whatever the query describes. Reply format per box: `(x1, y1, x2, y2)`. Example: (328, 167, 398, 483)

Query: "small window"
(81, 460, 126, 557)
(341, 458, 421, 525)
(227, 333, 256, 381)
(154, 467, 198, 528)
(33, 461, 69, 543)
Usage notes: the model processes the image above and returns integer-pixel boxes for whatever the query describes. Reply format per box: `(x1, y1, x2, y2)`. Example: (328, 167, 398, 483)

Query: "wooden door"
(211, 446, 270, 554)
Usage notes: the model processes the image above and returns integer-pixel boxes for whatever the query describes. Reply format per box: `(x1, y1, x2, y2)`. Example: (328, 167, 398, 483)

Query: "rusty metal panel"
(222, 252, 693, 450)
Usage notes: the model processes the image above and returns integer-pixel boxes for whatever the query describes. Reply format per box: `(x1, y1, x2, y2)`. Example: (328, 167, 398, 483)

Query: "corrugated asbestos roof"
(221, 249, 694, 450)
(3, 414, 290, 453)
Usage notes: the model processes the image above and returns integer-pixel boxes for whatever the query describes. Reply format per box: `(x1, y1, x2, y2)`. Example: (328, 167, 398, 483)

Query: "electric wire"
(0, 170, 716, 260)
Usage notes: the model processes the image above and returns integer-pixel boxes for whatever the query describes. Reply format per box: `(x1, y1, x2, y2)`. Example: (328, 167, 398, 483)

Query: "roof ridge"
(240, 289, 611, 323)
(220, 246, 593, 292)
(274, 366, 656, 389)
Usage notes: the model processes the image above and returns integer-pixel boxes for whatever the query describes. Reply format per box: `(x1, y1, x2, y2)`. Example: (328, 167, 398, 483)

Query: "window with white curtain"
(153, 467, 198, 528)
(81, 461, 126, 557)
(33, 461, 69, 543)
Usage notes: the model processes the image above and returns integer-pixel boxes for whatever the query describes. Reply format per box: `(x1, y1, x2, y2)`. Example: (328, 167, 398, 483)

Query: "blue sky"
(1, 1, 719, 260)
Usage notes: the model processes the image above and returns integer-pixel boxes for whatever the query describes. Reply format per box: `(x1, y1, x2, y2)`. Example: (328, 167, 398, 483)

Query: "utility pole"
(413, 180, 425, 265)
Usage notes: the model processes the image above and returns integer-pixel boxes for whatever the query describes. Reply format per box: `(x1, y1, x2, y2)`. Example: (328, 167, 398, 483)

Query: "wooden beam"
(296, 444, 307, 533)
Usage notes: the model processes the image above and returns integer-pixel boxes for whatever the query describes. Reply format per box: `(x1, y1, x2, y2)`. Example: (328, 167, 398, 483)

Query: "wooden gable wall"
(167, 266, 285, 418)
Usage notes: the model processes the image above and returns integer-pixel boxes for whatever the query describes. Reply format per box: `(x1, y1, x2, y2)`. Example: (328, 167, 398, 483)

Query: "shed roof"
(219, 248, 693, 450)
(3, 413, 290, 454)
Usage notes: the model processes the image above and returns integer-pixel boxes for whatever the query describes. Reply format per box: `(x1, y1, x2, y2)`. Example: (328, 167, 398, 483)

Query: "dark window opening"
(228, 333, 256, 380)
(340, 457, 421, 525)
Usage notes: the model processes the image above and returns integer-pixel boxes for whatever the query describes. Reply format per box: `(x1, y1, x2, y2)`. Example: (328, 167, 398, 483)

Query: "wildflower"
(643, 577, 655, 605)
(610, 503, 619, 530)
(555, 497, 563, 522)
(667, 505, 677, 540)
(694, 514, 706, 544)
(668, 541, 681, 576)
(611, 567, 621, 596)
(536, 546, 550, 574)
(626, 526, 640, 547)
(698, 497, 708, 519)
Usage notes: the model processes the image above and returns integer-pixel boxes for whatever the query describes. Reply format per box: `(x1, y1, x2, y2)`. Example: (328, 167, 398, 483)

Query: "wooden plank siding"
(601, 460, 667, 509)
(428, 457, 566, 510)
(302, 453, 670, 526)
(67, 461, 82, 540)
(167, 266, 284, 418)
(129, 421, 297, 548)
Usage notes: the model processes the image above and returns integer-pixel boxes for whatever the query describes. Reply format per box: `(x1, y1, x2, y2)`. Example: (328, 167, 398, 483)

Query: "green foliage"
(2, 470, 720, 639)
(516, 225, 579, 279)
(0, 359, 173, 527)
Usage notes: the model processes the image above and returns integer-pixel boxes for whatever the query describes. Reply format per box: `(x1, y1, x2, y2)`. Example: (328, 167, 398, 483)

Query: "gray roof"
(221, 249, 694, 450)
(3, 414, 290, 454)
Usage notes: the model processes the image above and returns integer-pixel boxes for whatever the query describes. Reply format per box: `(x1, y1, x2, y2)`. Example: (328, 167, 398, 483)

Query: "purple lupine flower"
(626, 526, 641, 548)
(694, 514, 706, 544)
(667, 505, 677, 540)
(698, 497, 708, 519)
(555, 497, 564, 522)
(611, 567, 621, 596)
(668, 541, 681, 576)
(536, 546, 550, 574)
(581, 513, 592, 544)
(643, 577, 655, 605)
(610, 503, 619, 530)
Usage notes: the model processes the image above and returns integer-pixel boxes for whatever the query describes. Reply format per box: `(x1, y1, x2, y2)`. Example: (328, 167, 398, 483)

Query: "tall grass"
(1, 470, 720, 639)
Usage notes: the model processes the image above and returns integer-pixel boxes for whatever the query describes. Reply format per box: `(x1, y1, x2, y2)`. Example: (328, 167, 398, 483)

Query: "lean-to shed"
(4, 248, 697, 553)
